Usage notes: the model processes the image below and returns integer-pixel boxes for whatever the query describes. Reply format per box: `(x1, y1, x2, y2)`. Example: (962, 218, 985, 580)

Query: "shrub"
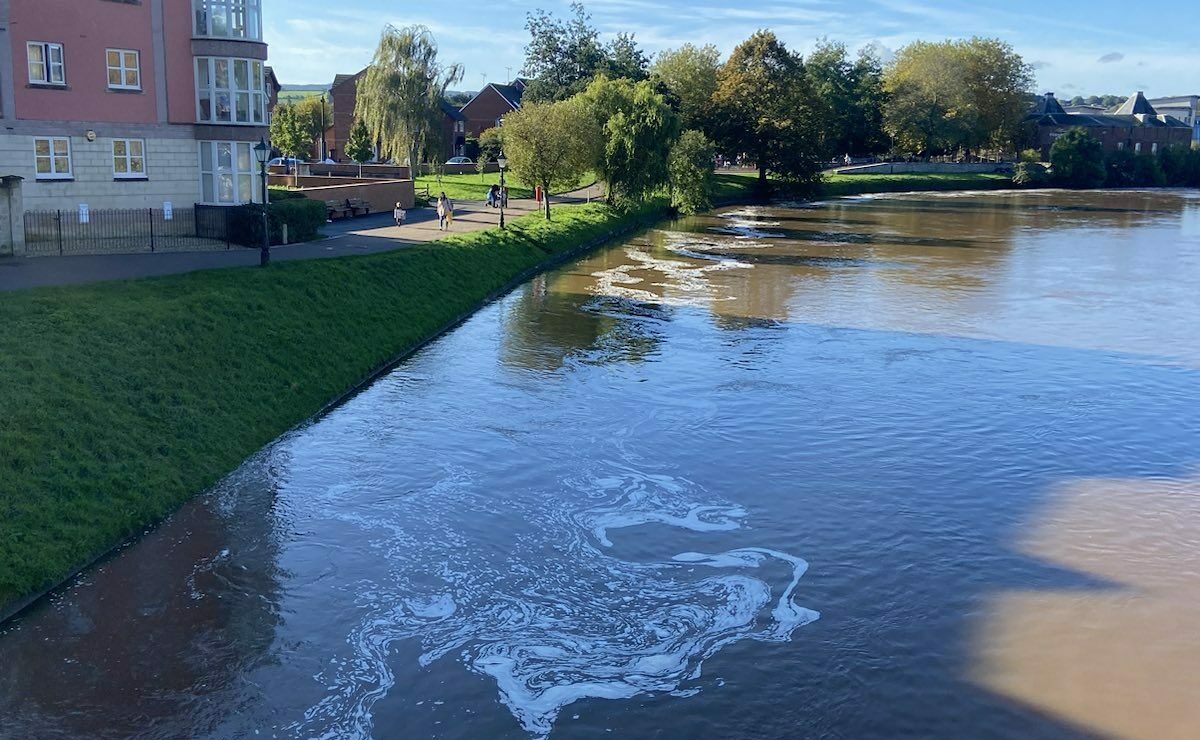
(1158, 145, 1200, 187)
(1104, 150, 1165, 188)
(1012, 161, 1050, 187)
(668, 129, 716, 214)
(1018, 148, 1043, 163)
(1049, 128, 1105, 188)
(268, 187, 307, 201)
(229, 198, 326, 247)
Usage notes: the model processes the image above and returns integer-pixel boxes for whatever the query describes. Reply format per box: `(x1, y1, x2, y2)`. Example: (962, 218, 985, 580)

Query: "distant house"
(326, 69, 466, 163)
(1025, 92, 1193, 159)
(459, 79, 529, 137)
(1147, 95, 1200, 144)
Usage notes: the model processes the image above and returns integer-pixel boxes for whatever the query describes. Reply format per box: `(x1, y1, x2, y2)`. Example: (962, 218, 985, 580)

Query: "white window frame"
(27, 42, 65, 86)
(34, 136, 72, 180)
(106, 49, 141, 91)
(198, 140, 261, 204)
(193, 0, 262, 41)
(112, 138, 147, 179)
(195, 57, 265, 125)
(1135, 142, 1142, 153)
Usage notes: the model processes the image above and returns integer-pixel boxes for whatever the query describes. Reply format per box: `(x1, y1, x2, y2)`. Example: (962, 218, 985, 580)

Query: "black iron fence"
(23, 206, 239, 256)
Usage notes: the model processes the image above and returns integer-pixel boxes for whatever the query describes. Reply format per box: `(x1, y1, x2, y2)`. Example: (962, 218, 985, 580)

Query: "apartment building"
(0, 0, 270, 213)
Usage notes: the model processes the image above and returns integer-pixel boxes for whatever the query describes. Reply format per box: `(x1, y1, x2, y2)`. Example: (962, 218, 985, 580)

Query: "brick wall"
(294, 179, 415, 212)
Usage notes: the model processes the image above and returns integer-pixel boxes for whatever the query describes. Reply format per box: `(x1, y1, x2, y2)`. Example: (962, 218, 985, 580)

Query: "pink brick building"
(0, 0, 271, 213)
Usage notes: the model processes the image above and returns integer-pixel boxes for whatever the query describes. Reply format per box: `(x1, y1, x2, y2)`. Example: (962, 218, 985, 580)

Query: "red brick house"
(460, 79, 528, 137)
(1026, 92, 1193, 159)
(326, 69, 465, 163)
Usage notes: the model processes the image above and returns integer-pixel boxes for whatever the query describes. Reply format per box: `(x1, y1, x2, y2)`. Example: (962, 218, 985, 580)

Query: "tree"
(578, 75, 679, 206)
(293, 95, 332, 159)
(668, 129, 716, 214)
(710, 31, 822, 190)
(502, 98, 600, 220)
(355, 25, 463, 170)
(522, 3, 648, 103)
(475, 127, 503, 180)
(268, 103, 310, 185)
(651, 43, 720, 131)
(1049, 128, 1105, 188)
(345, 118, 374, 177)
(883, 38, 1033, 156)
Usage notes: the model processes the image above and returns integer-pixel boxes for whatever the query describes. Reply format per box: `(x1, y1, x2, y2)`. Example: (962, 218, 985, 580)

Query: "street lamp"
(497, 152, 508, 230)
(253, 137, 271, 267)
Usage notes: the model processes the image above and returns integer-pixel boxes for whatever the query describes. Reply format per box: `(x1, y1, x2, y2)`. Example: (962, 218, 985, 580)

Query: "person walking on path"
(486, 184, 499, 208)
(436, 192, 449, 230)
(393, 202, 406, 227)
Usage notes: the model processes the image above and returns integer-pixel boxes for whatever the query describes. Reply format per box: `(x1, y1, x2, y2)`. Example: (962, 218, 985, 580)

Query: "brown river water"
(2, 189, 1199, 739)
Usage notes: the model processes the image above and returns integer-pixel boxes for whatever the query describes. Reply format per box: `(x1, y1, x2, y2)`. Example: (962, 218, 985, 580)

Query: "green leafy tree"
(502, 98, 600, 219)
(578, 75, 679, 206)
(1103, 149, 1165, 187)
(650, 43, 720, 131)
(268, 102, 311, 185)
(1049, 127, 1106, 188)
(668, 129, 716, 214)
(805, 40, 891, 157)
(355, 25, 463, 169)
(884, 38, 1033, 156)
(345, 117, 375, 177)
(293, 95, 332, 158)
(522, 3, 648, 103)
(478, 127, 505, 163)
(710, 31, 821, 190)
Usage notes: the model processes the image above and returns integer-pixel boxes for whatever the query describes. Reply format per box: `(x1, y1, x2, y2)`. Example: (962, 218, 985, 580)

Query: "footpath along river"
(2, 189, 1199, 739)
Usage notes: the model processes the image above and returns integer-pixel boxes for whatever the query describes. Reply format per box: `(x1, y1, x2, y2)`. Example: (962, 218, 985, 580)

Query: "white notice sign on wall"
(78, 204, 89, 224)
(163, 201, 173, 221)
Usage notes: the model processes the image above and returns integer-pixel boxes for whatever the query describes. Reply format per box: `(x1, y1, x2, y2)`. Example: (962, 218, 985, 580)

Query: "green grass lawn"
(413, 171, 596, 204)
(0, 201, 655, 615)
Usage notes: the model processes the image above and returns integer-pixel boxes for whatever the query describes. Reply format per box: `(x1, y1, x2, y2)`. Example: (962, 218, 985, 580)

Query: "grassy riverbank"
(0, 201, 663, 616)
(713, 169, 1013, 199)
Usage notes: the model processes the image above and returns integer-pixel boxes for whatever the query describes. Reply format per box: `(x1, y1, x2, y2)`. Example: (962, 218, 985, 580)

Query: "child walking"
(393, 201, 406, 227)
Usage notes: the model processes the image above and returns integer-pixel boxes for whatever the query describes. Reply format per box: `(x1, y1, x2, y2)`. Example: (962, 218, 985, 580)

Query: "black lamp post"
(253, 137, 271, 267)
(497, 152, 507, 230)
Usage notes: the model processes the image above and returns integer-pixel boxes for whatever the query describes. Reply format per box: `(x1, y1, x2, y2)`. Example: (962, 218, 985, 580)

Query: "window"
(106, 49, 140, 90)
(34, 137, 72, 179)
(195, 57, 265, 124)
(455, 120, 464, 133)
(1151, 142, 1158, 154)
(193, 0, 262, 40)
(198, 140, 260, 204)
(113, 139, 146, 179)
(27, 42, 65, 85)
(1135, 142, 1142, 153)
(1117, 141, 1125, 151)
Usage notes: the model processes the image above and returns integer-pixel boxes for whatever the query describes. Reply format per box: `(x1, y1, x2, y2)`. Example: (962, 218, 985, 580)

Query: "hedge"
(229, 198, 326, 247)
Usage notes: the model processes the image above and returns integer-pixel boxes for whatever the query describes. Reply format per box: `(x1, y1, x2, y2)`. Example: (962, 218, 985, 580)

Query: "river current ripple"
(281, 461, 817, 738)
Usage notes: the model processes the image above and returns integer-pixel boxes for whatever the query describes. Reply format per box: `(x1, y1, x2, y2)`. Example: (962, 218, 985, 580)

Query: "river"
(2, 189, 1199, 739)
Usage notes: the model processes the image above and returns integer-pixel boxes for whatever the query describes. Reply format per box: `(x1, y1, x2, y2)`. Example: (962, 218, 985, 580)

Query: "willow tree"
(355, 25, 462, 170)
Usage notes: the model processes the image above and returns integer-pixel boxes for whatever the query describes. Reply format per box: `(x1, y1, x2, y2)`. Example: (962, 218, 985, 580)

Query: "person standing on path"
(393, 202, 406, 227)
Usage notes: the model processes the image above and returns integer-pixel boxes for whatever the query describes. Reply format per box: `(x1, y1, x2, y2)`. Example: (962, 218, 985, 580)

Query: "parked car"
(268, 157, 303, 170)
(446, 156, 473, 165)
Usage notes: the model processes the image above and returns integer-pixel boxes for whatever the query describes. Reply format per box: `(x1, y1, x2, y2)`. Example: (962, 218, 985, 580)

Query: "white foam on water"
(286, 465, 819, 739)
(589, 247, 750, 309)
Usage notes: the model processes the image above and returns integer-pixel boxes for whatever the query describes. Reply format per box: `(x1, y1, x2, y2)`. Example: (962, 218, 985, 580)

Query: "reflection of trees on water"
(500, 273, 665, 371)
(0, 454, 287, 738)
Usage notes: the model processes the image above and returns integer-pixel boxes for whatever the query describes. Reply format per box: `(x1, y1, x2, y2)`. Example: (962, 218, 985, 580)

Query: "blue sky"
(265, 0, 1200, 97)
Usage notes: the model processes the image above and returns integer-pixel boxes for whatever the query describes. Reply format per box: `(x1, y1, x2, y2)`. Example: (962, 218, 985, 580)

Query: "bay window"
(199, 141, 260, 204)
(196, 57, 265, 125)
(193, 0, 262, 41)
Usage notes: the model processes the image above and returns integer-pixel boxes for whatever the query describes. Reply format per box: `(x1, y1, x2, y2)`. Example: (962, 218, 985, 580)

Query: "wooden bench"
(325, 200, 352, 220)
(346, 198, 371, 216)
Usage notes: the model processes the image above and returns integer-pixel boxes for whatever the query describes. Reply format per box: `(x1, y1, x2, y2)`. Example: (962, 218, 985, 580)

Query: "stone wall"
(0, 134, 200, 212)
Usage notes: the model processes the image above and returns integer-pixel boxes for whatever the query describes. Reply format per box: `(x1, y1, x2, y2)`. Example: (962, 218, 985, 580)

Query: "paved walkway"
(0, 185, 605, 292)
